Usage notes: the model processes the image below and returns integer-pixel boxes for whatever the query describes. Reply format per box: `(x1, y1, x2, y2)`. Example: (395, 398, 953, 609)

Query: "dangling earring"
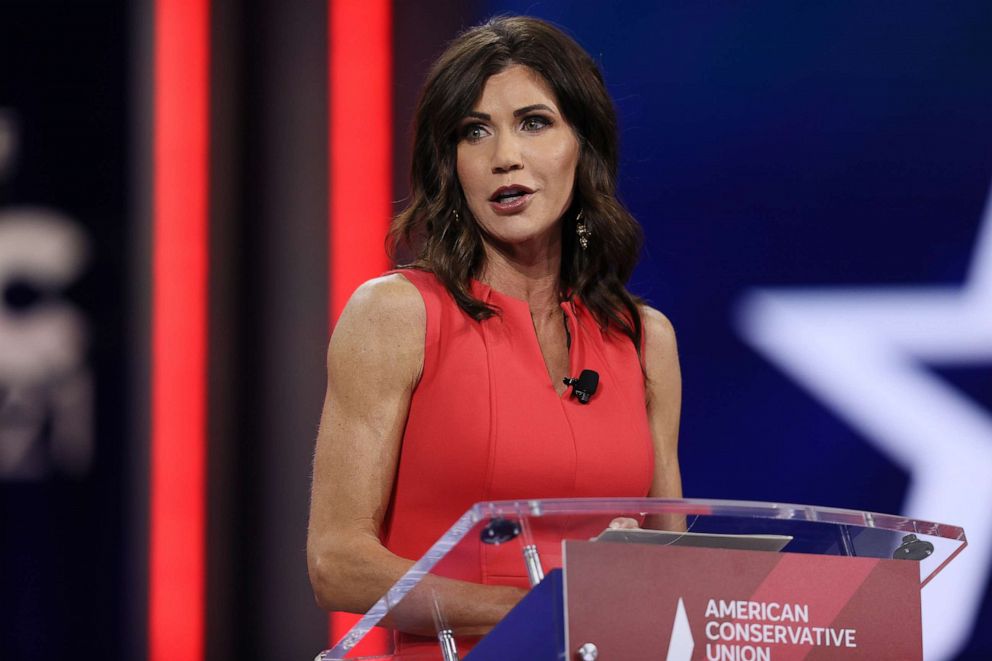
(575, 209, 590, 250)
(452, 209, 461, 223)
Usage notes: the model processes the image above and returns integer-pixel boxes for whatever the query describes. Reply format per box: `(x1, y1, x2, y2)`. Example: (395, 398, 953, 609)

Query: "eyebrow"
(464, 104, 557, 121)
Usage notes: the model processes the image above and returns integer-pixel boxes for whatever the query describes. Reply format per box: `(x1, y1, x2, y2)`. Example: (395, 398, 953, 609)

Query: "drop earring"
(575, 209, 590, 250)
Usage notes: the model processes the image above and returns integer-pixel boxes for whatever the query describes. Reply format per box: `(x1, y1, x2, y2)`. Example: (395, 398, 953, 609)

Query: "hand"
(607, 517, 641, 530)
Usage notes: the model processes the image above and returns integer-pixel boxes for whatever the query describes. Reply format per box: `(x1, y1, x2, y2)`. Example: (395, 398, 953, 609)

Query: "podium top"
(321, 498, 966, 660)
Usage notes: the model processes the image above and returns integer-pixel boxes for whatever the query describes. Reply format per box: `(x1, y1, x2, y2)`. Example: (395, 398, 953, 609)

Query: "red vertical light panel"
(150, 0, 209, 659)
(328, 0, 393, 650)
(329, 0, 393, 326)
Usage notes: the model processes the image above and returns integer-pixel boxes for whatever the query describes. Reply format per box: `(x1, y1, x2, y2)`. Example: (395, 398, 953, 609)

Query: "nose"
(490, 132, 523, 174)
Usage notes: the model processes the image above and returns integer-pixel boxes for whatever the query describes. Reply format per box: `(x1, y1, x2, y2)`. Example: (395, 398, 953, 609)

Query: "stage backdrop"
(477, 2, 992, 659)
(1, 2, 989, 660)
(0, 2, 132, 658)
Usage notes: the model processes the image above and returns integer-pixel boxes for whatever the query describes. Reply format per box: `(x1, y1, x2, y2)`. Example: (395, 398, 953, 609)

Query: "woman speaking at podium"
(307, 14, 683, 652)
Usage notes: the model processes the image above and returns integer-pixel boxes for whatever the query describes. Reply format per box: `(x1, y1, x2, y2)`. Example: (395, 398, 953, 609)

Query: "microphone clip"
(563, 369, 599, 404)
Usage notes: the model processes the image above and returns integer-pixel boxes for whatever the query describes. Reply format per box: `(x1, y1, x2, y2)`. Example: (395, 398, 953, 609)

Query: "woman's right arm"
(306, 274, 524, 634)
(307, 274, 425, 615)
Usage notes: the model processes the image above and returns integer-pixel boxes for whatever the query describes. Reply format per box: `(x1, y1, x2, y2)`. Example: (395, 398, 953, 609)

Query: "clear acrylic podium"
(316, 498, 967, 660)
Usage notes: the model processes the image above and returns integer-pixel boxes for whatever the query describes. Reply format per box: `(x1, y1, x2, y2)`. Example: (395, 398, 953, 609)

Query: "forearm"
(382, 573, 527, 637)
(309, 535, 527, 637)
(309, 533, 414, 613)
(644, 455, 686, 532)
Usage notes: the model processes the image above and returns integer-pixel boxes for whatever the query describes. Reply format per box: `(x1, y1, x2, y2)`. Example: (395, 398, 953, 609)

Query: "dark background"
(0, 2, 130, 658)
(0, 0, 988, 659)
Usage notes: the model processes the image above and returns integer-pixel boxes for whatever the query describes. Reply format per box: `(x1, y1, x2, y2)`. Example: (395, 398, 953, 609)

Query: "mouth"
(488, 185, 535, 213)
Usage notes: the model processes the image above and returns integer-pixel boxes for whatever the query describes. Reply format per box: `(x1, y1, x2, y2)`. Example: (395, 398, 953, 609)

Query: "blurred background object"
(0, 0, 988, 659)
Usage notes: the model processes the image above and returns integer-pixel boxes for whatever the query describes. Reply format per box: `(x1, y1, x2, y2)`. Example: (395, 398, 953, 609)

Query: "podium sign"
(564, 541, 922, 661)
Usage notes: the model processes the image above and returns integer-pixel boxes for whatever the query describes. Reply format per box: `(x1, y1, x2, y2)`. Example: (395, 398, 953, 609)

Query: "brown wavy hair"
(390, 15, 644, 349)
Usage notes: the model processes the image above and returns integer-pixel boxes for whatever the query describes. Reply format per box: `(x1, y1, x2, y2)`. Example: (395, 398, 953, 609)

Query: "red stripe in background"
(329, 0, 393, 326)
(150, 0, 210, 660)
(328, 0, 393, 652)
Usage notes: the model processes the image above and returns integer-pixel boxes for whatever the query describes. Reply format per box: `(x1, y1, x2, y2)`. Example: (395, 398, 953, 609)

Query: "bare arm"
(641, 306, 685, 530)
(306, 275, 523, 635)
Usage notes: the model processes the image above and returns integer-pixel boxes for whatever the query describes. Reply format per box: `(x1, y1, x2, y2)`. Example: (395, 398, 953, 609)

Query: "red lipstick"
(488, 185, 534, 213)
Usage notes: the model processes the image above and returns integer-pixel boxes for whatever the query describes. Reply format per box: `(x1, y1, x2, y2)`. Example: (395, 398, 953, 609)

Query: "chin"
(487, 215, 554, 236)
(486, 229, 560, 252)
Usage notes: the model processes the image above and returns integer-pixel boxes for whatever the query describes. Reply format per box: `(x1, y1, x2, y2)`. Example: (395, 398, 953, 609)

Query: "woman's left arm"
(641, 306, 685, 529)
(608, 307, 682, 531)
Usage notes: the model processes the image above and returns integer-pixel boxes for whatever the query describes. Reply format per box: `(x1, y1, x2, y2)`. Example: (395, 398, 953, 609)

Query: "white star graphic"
(735, 182, 992, 660)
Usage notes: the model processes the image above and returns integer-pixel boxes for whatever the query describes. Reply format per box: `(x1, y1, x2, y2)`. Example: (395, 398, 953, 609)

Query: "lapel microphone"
(563, 369, 599, 404)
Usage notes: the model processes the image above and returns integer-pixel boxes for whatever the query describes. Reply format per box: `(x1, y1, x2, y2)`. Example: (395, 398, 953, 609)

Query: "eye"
(521, 115, 552, 131)
(460, 123, 490, 142)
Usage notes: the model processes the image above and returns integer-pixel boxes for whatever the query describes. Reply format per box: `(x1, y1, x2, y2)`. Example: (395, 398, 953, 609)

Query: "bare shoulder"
(638, 304, 681, 404)
(639, 304, 678, 361)
(336, 273, 425, 332)
(329, 274, 426, 382)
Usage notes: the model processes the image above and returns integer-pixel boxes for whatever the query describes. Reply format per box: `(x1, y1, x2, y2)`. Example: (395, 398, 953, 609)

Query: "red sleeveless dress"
(380, 269, 654, 656)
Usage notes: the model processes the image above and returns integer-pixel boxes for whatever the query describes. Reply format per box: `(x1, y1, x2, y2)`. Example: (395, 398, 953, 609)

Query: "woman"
(307, 14, 682, 647)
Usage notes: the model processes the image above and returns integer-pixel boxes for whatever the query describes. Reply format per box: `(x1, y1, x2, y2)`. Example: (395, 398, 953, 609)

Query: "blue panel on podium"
(465, 569, 566, 660)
